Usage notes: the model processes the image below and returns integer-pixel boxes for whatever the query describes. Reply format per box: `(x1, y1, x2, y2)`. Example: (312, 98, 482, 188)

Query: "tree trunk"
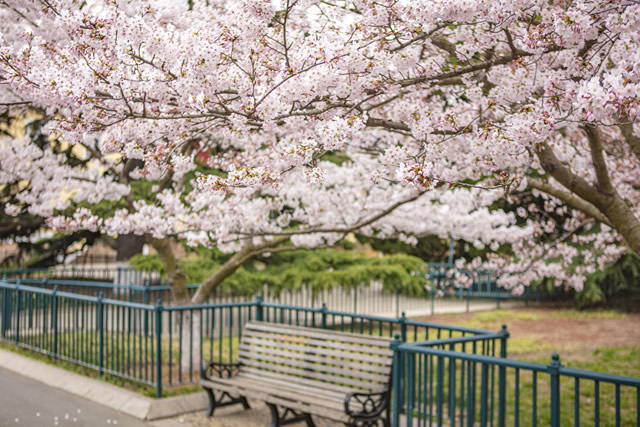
(599, 194, 640, 255)
(116, 234, 145, 261)
(178, 309, 201, 373)
(535, 132, 640, 255)
(147, 237, 197, 372)
(147, 237, 189, 303)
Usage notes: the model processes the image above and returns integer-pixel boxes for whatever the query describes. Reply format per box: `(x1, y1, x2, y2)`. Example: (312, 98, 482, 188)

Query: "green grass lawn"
(408, 307, 640, 426)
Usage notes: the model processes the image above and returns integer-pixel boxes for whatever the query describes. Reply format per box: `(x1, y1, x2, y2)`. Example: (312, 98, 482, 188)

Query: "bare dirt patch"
(416, 305, 640, 362)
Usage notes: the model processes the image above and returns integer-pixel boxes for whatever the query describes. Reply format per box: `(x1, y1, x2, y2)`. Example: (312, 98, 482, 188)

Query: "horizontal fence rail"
(1, 278, 633, 427)
(393, 342, 640, 427)
(0, 281, 496, 398)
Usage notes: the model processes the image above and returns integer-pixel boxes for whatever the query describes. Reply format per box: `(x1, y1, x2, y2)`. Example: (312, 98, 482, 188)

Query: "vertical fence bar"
(498, 325, 509, 427)
(448, 344, 455, 424)
(406, 352, 415, 427)
(15, 285, 21, 344)
(480, 363, 488, 426)
(1, 287, 7, 338)
(155, 299, 163, 398)
(575, 377, 580, 427)
(321, 302, 327, 330)
(256, 296, 263, 321)
(391, 335, 402, 427)
(437, 355, 444, 426)
(549, 354, 562, 427)
(97, 292, 104, 376)
(52, 286, 58, 358)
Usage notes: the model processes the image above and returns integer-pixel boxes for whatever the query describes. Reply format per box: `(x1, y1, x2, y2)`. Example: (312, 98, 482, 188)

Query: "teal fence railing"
(2, 280, 634, 425)
(0, 281, 495, 397)
(393, 341, 640, 426)
(0, 266, 163, 285)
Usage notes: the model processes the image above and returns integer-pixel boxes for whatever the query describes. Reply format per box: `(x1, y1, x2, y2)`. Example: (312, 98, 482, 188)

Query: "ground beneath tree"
(415, 304, 640, 363)
(157, 304, 640, 426)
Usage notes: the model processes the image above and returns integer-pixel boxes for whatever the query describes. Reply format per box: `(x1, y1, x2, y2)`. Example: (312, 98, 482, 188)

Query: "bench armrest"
(201, 362, 242, 381)
(344, 388, 391, 419)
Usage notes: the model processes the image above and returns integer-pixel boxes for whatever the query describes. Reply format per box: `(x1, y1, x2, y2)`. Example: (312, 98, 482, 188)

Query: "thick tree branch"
(535, 142, 607, 208)
(618, 122, 640, 162)
(583, 125, 614, 194)
(190, 236, 289, 304)
(527, 176, 612, 227)
(400, 46, 563, 87)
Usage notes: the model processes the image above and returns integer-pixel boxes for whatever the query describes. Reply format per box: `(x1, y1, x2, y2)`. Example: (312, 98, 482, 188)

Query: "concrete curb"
(0, 348, 207, 420)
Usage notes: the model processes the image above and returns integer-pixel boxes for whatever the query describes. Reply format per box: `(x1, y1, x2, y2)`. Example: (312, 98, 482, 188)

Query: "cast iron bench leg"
(266, 403, 315, 427)
(204, 387, 250, 417)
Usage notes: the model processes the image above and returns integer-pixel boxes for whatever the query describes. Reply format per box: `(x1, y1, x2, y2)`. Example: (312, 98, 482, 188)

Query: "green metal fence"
(1, 280, 636, 426)
(393, 341, 640, 426)
(0, 281, 496, 398)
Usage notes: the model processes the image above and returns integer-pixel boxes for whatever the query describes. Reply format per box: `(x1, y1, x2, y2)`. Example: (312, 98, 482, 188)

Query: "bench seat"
(201, 321, 393, 426)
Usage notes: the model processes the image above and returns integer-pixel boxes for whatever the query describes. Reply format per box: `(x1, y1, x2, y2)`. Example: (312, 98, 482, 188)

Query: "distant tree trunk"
(147, 236, 194, 371)
(116, 234, 145, 261)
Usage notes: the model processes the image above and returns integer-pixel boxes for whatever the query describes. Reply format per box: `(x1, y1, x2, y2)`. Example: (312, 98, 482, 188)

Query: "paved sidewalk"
(0, 367, 151, 427)
(0, 349, 208, 422)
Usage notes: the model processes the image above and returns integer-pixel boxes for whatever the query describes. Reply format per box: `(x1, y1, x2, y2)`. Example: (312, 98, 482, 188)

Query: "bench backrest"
(238, 321, 393, 393)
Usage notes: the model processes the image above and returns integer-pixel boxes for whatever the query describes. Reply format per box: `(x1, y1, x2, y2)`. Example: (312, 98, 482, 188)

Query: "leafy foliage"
(130, 248, 428, 297)
(577, 252, 640, 308)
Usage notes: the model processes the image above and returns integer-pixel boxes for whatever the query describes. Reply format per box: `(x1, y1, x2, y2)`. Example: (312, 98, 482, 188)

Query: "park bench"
(200, 321, 393, 427)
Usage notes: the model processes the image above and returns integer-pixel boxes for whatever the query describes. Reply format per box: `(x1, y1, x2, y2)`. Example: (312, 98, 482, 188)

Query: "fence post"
(499, 324, 509, 358)
(1, 287, 7, 338)
(97, 292, 104, 376)
(256, 295, 264, 321)
(498, 324, 509, 427)
(391, 334, 402, 427)
(321, 302, 327, 329)
(2, 282, 12, 337)
(549, 354, 562, 427)
(15, 284, 21, 344)
(399, 312, 407, 342)
(52, 286, 58, 358)
(155, 299, 163, 398)
(144, 281, 150, 305)
(19, 267, 24, 281)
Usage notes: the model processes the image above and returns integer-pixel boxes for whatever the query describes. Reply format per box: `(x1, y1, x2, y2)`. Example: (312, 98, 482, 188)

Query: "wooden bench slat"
(239, 368, 362, 395)
(201, 378, 348, 421)
(239, 337, 392, 365)
(202, 376, 344, 405)
(237, 345, 392, 374)
(238, 349, 391, 382)
(241, 332, 393, 357)
(207, 376, 345, 402)
(239, 357, 381, 389)
(234, 372, 348, 398)
(246, 322, 393, 347)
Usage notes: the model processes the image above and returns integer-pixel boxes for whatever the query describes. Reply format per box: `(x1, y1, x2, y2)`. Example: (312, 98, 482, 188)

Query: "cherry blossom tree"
(1, 0, 639, 298)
